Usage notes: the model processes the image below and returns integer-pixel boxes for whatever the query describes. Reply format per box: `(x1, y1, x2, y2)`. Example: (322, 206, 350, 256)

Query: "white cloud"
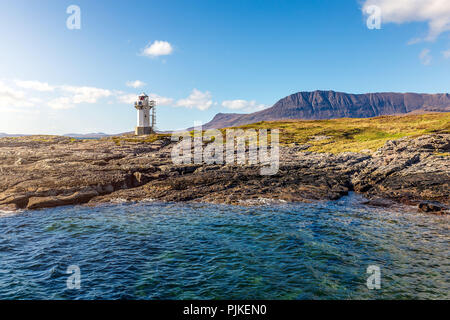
(117, 92, 174, 106)
(60, 85, 112, 104)
(362, 0, 450, 41)
(142, 40, 173, 57)
(419, 48, 432, 65)
(117, 93, 137, 104)
(221, 99, 267, 112)
(443, 49, 450, 59)
(148, 93, 174, 106)
(29, 97, 43, 104)
(126, 80, 146, 88)
(42, 85, 113, 109)
(15, 80, 55, 92)
(1, 79, 212, 115)
(0, 81, 36, 108)
(47, 97, 74, 110)
(176, 89, 213, 111)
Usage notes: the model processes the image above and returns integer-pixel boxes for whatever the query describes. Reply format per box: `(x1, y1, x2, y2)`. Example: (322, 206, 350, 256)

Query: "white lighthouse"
(134, 93, 156, 135)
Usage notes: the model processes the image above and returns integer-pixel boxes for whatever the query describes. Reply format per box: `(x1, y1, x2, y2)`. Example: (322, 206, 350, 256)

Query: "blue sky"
(0, 0, 449, 134)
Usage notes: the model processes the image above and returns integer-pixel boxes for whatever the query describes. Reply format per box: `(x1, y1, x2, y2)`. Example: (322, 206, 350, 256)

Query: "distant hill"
(63, 132, 110, 139)
(202, 91, 450, 129)
(0, 131, 169, 138)
(0, 133, 27, 138)
(0, 132, 111, 138)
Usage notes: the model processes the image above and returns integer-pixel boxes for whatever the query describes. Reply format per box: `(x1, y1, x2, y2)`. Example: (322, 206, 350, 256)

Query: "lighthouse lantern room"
(134, 93, 156, 135)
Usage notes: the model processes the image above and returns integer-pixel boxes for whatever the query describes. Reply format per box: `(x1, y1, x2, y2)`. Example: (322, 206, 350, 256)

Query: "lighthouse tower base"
(135, 126, 153, 135)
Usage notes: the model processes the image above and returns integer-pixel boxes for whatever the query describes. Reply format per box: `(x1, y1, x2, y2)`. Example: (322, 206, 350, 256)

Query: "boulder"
(27, 190, 99, 210)
(418, 201, 447, 214)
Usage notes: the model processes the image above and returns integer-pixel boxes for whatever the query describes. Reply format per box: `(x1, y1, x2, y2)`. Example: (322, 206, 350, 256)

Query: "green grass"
(30, 135, 62, 142)
(434, 152, 450, 157)
(228, 113, 450, 154)
(96, 113, 449, 154)
(109, 133, 171, 146)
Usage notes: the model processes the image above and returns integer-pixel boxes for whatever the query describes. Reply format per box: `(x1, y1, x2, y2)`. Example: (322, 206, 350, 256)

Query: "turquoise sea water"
(0, 193, 448, 300)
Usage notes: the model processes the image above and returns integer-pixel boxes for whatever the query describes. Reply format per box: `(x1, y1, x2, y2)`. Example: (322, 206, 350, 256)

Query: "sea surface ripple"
(0, 193, 448, 299)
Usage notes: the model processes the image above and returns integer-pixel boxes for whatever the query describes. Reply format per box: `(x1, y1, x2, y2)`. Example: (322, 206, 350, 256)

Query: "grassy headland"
(233, 113, 450, 154)
(106, 113, 449, 154)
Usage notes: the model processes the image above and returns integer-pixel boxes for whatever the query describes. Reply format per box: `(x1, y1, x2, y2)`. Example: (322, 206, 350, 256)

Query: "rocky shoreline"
(0, 134, 448, 214)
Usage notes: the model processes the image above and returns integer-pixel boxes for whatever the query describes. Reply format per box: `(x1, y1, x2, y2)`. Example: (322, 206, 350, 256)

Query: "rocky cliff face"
(203, 91, 450, 129)
(0, 134, 448, 213)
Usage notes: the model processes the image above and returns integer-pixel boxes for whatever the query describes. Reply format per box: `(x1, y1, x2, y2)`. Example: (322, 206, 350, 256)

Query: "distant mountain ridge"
(0, 133, 28, 138)
(0, 131, 167, 138)
(202, 91, 450, 129)
(0, 133, 110, 138)
(63, 133, 110, 139)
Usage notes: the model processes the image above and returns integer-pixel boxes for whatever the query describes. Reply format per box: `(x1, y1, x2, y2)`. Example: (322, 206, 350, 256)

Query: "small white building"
(134, 93, 156, 135)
